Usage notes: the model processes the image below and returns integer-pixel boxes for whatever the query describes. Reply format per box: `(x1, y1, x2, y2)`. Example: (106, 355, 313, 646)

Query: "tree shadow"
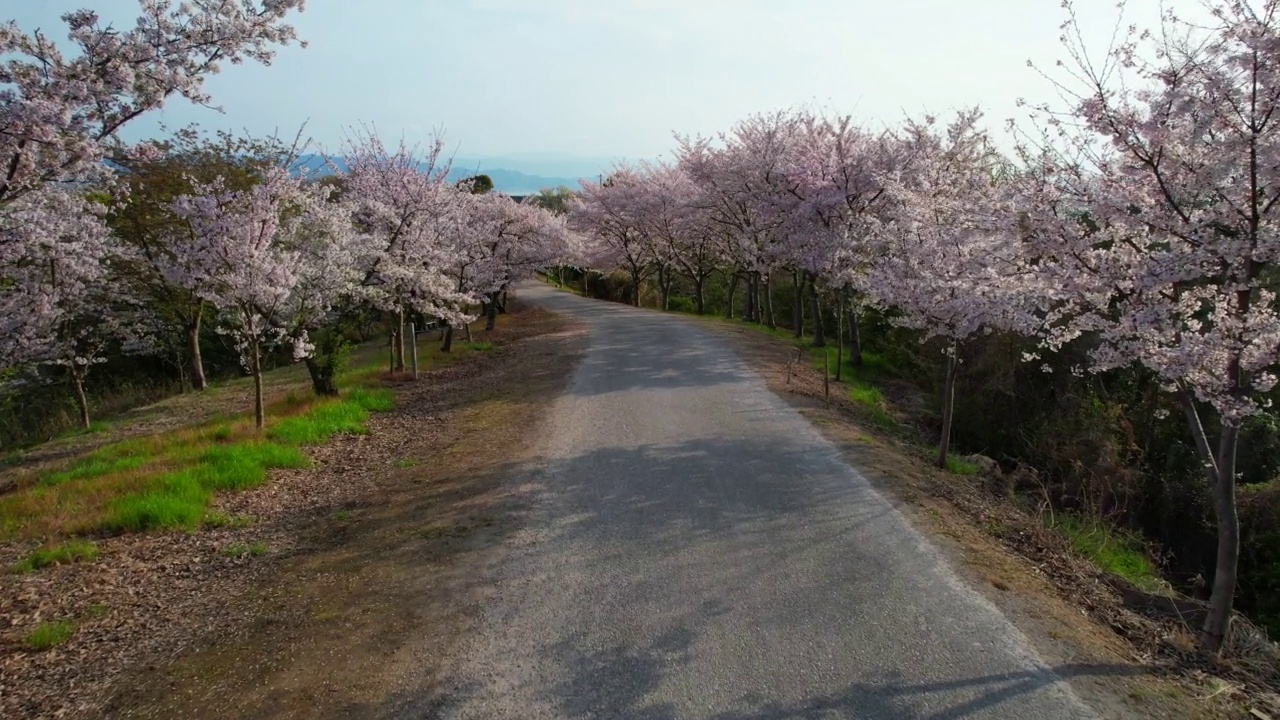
(422, 433, 1131, 719)
(701, 663, 1149, 719)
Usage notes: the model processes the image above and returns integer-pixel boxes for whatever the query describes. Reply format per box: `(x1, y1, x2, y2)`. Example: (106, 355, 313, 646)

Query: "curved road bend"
(430, 282, 1099, 720)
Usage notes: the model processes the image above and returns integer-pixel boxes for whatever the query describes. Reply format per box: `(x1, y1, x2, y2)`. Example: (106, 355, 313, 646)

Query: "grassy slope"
(0, 329, 497, 564)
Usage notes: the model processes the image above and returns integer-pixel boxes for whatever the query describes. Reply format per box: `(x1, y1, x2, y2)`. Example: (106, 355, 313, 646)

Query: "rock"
(964, 453, 1001, 478)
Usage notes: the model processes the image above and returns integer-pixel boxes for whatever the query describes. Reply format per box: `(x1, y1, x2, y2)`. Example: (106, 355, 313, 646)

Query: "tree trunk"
(70, 368, 91, 429)
(251, 340, 265, 430)
(808, 273, 825, 347)
(694, 276, 706, 315)
(630, 267, 641, 307)
(304, 356, 339, 396)
(936, 342, 958, 469)
(793, 270, 805, 338)
(745, 274, 757, 322)
(847, 301, 864, 367)
(187, 315, 208, 391)
(464, 319, 473, 342)
(726, 274, 739, 319)
(441, 325, 455, 353)
(395, 307, 407, 372)
(486, 291, 499, 330)
(763, 272, 776, 329)
(836, 291, 844, 382)
(1204, 424, 1241, 654)
(499, 288, 508, 313)
(1179, 388, 1240, 655)
(658, 266, 672, 310)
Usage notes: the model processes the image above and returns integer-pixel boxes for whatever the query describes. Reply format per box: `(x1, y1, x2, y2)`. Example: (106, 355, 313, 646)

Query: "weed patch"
(12, 540, 100, 573)
(945, 456, 980, 476)
(203, 511, 254, 529)
(25, 620, 75, 651)
(223, 541, 268, 558)
(1053, 515, 1164, 592)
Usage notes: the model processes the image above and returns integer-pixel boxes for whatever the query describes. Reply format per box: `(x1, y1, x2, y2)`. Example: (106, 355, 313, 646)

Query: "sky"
(9, 0, 1180, 169)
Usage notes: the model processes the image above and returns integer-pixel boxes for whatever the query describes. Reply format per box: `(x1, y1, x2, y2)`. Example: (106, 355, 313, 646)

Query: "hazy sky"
(11, 0, 1175, 162)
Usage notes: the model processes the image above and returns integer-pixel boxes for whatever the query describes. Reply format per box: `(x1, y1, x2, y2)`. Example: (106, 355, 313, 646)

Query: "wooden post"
(409, 322, 419, 380)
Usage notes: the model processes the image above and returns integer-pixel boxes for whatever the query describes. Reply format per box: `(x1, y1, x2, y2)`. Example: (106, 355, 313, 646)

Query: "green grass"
(945, 456, 980, 475)
(268, 389, 395, 445)
(1, 342, 399, 541)
(223, 541, 268, 558)
(25, 619, 76, 651)
(104, 472, 211, 533)
(1053, 515, 1164, 592)
(104, 442, 306, 533)
(38, 452, 152, 486)
(197, 443, 308, 490)
(395, 458, 419, 469)
(847, 381, 896, 428)
(12, 540, 100, 573)
(463, 341, 495, 352)
(329, 510, 354, 522)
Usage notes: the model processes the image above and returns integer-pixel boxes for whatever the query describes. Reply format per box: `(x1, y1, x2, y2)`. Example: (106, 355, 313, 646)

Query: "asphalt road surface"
(431, 283, 1100, 720)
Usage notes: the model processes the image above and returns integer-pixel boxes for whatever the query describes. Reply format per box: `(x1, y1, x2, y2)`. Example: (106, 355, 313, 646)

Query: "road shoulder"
(105, 307, 588, 719)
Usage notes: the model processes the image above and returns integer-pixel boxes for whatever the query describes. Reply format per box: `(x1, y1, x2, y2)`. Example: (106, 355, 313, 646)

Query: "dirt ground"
(697, 318, 1280, 720)
(0, 304, 586, 720)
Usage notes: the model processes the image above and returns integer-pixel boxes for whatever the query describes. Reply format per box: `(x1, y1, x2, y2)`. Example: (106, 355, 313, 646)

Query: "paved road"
(433, 283, 1099, 720)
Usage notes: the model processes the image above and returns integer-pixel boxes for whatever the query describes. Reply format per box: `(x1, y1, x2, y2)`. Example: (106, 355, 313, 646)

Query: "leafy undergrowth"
(0, 333, 498, 545)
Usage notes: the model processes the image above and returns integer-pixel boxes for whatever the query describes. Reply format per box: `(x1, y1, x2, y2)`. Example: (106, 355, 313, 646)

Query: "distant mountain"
(293, 154, 596, 196)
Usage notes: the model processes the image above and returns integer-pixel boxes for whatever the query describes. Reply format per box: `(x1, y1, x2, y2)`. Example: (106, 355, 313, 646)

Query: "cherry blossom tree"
(0, 1, 306, 419)
(633, 162, 719, 313)
(867, 110, 1033, 470)
(0, 0, 306, 206)
(677, 111, 802, 327)
(570, 165, 654, 307)
(281, 184, 364, 396)
(787, 114, 898, 360)
(1018, 0, 1280, 654)
(0, 188, 151, 428)
(171, 168, 312, 429)
(337, 129, 474, 369)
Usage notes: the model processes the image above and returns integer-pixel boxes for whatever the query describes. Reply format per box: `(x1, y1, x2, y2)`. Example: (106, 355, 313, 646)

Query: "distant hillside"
(293, 154, 588, 196)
